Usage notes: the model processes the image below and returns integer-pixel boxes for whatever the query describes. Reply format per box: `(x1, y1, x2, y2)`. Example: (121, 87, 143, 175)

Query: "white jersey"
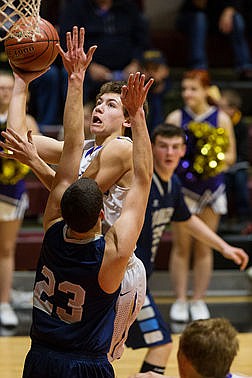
(79, 137, 130, 226)
(79, 137, 146, 361)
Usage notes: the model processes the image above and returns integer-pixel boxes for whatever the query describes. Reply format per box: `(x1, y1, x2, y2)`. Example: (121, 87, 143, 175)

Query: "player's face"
(181, 78, 208, 110)
(152, 135, 186, 175)
(90, 93, 126, 138)
(0, 75, 14, 107)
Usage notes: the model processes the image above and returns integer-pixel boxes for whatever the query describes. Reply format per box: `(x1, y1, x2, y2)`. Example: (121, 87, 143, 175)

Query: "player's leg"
(126, 290, 172, 375)
(109, 254, 146, 361)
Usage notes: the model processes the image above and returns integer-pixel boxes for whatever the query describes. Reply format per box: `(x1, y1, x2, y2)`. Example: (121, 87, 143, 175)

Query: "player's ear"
(181, 144, 187, 157)
(122, 117, 131, 129)
(100, 209, 105, 220)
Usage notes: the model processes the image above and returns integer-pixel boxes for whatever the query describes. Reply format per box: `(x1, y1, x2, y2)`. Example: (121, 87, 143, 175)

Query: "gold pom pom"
(188, 121, 229, 179)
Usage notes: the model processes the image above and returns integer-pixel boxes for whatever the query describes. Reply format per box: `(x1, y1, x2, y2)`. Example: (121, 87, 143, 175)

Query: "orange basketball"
(4, 17, 60, 72)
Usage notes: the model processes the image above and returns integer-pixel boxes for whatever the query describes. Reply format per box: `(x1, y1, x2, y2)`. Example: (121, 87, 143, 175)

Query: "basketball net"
(0, 0, 42, 41)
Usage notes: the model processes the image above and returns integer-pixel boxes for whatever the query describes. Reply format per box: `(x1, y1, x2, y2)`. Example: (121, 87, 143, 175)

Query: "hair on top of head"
(183, 69, 211, 88)
(61, 177, 103, 233)
(151, 123, 187, 144)
(97, 80, 149, 116)
(179, 318, 239, 378)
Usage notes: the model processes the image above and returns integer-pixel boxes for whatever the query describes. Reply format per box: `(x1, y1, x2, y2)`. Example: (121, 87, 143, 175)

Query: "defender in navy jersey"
(1, 27, 153, 378)
(126, 124, 248, 377)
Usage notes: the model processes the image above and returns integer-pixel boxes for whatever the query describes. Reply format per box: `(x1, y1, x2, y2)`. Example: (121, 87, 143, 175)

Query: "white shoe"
(170, 300, 189, 322)
(190, 300, 210, 321)
(0, 302, 19, 327)
(11, 289, 33, 309)
(246, 266, 252, 280)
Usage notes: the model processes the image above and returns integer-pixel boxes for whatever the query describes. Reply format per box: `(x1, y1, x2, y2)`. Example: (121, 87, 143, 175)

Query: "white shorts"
(108, 253, 146, 362)
(0, 193, 29, 221)
(183, 184, 227, 215)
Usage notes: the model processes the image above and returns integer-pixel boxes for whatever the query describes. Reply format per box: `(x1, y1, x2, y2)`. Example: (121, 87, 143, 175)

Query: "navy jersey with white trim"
(135, 172, 191, 277)
(31, 220, 120, 355)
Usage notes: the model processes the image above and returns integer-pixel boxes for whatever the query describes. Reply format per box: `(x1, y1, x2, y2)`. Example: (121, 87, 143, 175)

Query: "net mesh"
(0, 0, 42, 41)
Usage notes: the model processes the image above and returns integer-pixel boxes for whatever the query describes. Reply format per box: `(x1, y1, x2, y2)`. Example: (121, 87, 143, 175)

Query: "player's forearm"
(63, 76, 84, 146)
(184, 215, 229, 254)
(28, 154, 55, 191)
(7, 75, 28, 136)
(130, 109, 153, 187)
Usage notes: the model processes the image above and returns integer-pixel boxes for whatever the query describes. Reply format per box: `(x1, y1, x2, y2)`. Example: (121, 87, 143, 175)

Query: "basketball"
(4, 17, 60, 72)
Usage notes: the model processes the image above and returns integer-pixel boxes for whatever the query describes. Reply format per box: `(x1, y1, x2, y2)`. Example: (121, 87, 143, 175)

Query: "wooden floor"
(1, 333, 252, 377)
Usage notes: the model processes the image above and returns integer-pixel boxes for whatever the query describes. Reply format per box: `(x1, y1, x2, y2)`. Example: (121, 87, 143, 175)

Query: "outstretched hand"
(221, 245, 249, 271)
(121, 72, 154, 116)
(56, 26, 97, 79)
(0, 128, 38, 166)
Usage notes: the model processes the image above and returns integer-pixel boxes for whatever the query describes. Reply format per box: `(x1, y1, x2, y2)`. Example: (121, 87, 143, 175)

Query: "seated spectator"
(59, 0, 150, 102)
(140, 49, 171, 134)
(176, 0, 252, 80)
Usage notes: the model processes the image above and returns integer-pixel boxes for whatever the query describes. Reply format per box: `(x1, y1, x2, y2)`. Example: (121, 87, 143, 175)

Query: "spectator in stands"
(218, 89, 251, 225)
(176, 0, 252, 80)
(140, 49, 171, 134)
(129, 318, 243, 378)
(0, 70, 40, 328)
(59, 0, 150, 102)
(165, 69, 236, 323)
(27, 1, 62, 130)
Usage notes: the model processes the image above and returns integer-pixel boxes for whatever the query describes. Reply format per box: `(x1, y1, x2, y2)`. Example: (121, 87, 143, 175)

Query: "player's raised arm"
(43, 26, 96, 231)
(101, 73, 154, 292)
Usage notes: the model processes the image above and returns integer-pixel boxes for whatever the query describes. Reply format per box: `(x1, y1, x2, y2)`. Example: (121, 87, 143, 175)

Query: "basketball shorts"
(183, 184, 227, 215)
(22, 344, 114, 378)
(0, 193, 29, 221)
(126, 289, 172, 349)
(108, 253, 146, 361)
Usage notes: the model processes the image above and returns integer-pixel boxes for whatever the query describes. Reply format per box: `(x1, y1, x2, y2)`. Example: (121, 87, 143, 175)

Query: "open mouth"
(92, 115, 102, 124)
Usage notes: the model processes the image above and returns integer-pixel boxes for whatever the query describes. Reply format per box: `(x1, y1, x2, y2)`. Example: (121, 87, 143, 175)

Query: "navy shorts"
(126, 289, 172, 349)
(22, 343, 115, 378)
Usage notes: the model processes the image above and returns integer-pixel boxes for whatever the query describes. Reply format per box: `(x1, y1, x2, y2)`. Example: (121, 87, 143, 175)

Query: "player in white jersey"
(5, 72, 151, 361)
(78, 130, 146, 361)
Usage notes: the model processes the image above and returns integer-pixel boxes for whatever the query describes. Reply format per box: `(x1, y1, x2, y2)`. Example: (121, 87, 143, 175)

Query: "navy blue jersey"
(31, 220, 120, 356)
(176, 107, 224, 194)
(135, 173, 191, 277)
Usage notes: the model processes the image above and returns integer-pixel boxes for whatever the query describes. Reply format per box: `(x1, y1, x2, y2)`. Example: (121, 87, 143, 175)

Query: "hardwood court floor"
(0, 333, 252, 378)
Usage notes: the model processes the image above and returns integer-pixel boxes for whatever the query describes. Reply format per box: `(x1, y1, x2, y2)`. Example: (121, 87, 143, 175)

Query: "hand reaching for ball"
(56, 26, 97, 80)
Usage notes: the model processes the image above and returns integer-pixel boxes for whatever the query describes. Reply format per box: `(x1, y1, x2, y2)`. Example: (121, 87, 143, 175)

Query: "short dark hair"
(97, 80, 149, 116)
(151, 123, 186, 144)
(61, 178, 103, 233)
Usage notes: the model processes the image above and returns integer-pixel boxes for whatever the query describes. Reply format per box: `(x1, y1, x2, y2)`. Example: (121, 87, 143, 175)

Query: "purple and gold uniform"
(176, 106, 227, 214)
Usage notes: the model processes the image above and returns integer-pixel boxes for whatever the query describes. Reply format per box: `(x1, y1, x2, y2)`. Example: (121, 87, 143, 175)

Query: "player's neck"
(66, 222, 102, 241)
(95, 133, 121, 147)
(154, 166, 172, 182)
(0, 105, 8, 116)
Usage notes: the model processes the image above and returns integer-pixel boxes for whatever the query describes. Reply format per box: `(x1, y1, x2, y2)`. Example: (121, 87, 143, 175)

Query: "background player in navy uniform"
(0, 27, 154, 378)
(130, 318, 246, 378)
(126, 124, 248, 376)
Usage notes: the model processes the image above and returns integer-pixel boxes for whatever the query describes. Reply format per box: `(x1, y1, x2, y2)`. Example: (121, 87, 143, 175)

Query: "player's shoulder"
(102, 137, 133, 158)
